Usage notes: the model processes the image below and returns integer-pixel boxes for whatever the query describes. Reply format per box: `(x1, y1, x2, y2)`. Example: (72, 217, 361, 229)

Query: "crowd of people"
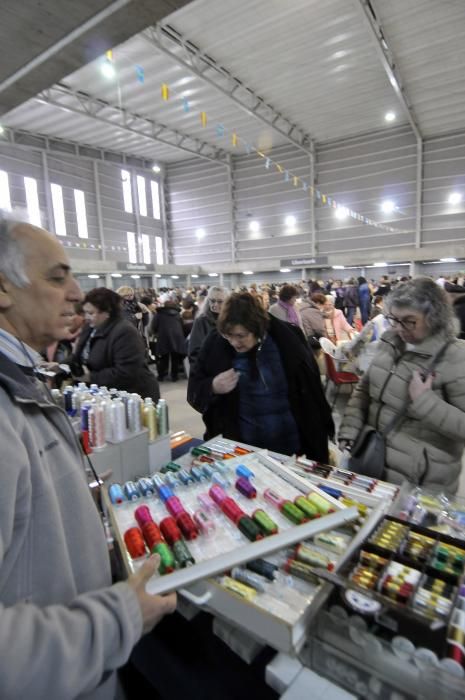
(2, 206, 465, 699)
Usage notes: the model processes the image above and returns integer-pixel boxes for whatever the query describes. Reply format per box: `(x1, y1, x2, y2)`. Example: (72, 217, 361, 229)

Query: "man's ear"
(0, 274, 13, 309)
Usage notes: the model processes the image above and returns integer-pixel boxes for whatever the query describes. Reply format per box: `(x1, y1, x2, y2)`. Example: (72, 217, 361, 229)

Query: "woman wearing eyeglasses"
(187, 292, 334, 461)
(187, 286, 228, 369)
(339, 277, 465, 494)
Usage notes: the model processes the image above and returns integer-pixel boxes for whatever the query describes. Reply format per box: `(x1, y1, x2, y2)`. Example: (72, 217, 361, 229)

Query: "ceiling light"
(285, 215, 296, 227)
(385, 111, 396, 122)
(196, 228, 206, 239)
(280, 268, 291, 273)
(191, 274, 199, 278)
(88, 274, 100, 279)
(243, 271, 254, 275)
(130, 274, 140, 279)
(374, 262, 388, 267)
(381, 200, 396, 214)
(155, 274, 162, 278)
(249, 220, 260, 233)
(111, 273, 122, 278)
(332, 265, 345, 270)
(101, 59, 116, 79)
(208, 273, 219, 277)
(152, 164, 161, 174)
(171, 275, 179, 279)
(440, 257, 457, 263)
(448, 192, 462, 205)
(0, 125, 4, 134)
(335, 207, 348, 220)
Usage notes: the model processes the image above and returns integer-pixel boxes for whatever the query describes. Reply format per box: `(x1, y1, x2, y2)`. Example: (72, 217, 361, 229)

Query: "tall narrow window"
(155, 235, 164, 265)
(74, 189, 88, 238)
(51, 183, 66, 236)
(0, 170, 11, 210)
(127, 232, 137, 263)
(151, 180, 160, 219)
(137, 175, 147, 216)
(141, 234, 151, 264)
(121, 169, 133, 213)
(24, 176, 41, 226)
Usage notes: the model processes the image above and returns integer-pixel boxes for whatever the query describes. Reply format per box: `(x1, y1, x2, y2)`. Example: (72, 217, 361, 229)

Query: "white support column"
(41, 151, 54, 233)
(105, 273, 113, 289)
(226, 155, 236, 263)
(309, 153, 316, 258)
(159, 172, 169, 265)
(415, 138, 423, 249)
(93, 161, 106, 261)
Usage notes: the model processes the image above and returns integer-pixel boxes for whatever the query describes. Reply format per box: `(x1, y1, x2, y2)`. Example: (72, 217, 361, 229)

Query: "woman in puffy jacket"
(339, 277, 465, 495)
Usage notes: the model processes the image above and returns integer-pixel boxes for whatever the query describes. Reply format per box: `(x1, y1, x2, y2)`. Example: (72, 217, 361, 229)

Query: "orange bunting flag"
(200, 111, 207, 127)
(105, 50, 113, 62)
(161, 84, 170, 101)
(232, 132, 237, 147)
(293, 176, 299, 187)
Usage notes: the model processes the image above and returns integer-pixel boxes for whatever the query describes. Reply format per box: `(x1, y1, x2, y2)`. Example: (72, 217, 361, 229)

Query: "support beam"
(143, 24, 314, 156)
(225, 155, 236, 263)
(35, 84, 230, 165)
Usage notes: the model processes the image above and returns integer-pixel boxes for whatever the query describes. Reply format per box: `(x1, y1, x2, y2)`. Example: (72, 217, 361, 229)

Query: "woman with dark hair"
(339, 277, 465, 494)
(71, 287, 159, 400)
(269, 284, 303, 329)
(357, 276, 372, 325)
(187, 292, 334, 461)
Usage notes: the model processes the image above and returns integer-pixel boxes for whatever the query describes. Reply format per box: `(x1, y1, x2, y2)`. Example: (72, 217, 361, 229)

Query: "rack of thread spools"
(103, 437, 393, 654)
(50, 383, 171, 481)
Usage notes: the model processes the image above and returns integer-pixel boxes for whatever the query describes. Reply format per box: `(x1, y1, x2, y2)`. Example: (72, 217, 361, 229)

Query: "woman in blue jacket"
(358, 276, 372, 325)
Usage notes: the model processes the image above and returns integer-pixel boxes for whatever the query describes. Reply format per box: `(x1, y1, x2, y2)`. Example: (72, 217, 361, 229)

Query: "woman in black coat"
(151, 301, 186, 382)
(187, 292, 334, 462)
(71, 288, 159, 400)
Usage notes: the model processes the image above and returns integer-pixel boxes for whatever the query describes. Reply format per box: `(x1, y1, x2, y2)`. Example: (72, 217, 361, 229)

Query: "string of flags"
(62, 241, 129, 253)
(102, 50, 409, 237)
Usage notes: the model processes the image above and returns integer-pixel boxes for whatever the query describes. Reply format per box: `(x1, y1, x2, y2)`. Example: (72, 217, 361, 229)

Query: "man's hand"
(128, 555, 177, 635)
(409, 370, 433, 402)
(212, 369, 240, 395)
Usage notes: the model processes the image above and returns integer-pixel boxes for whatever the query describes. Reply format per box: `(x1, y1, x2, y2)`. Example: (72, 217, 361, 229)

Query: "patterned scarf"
(278, 300, 300, 326)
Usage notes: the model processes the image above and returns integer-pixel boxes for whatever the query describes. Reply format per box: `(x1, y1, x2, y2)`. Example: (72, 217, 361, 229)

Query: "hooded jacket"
(339, 329, 465, 494)
(0, 353, 142, 699)
(72, 315, 159, 401)
(299, 299, 326, 340)
(187, 315, 334, 463)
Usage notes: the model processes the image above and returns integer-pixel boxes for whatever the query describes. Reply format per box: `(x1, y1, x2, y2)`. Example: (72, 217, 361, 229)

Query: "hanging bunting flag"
(161, 83, 170, 101)
(316, 190, 321, 199)
(135, 65, 145, 84)
(322, 194, 327, 204)
(332, 200, 337, 209)
(183, 97, 190, 113)
(327, 197, 333, 206)
(257, 151, 265, 158)
(232, 132, 237, 147)
(200, 111, 207, 127)
(216, 123, 225, 138)
(293, 176, 299, 187)
(105, 49, 113, 62)
(302, 182, 308, 191)
(276, 164, 283, 173)
(284, 170, 290, 182)
(245, 143, 251, 155)
(265, 158, 271, 169)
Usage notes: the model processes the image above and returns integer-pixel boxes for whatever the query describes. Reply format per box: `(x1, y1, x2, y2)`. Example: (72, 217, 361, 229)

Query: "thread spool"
(176, 511, 199, 540)
(124, 527, 146, 558)
(159, 516, 182, 545)
(141, 522, 163, 551)
(134, 505, 154, 528)
(112, 399, 126, 441)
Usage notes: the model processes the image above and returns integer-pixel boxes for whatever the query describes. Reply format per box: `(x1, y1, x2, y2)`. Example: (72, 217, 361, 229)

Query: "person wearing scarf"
(269, 284, 303, 330)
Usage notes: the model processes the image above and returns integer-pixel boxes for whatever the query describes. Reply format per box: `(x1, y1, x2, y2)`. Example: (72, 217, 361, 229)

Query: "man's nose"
(67, 276, 83, 302)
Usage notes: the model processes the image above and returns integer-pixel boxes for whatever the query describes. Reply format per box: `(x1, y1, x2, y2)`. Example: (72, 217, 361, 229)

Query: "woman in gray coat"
(188, 286, 228, 368)
(339, 278, 465, 494)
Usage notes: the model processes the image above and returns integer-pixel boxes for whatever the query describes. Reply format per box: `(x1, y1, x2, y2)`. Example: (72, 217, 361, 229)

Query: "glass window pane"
(0, 170, 12, 210)
(141, 234, 151, 264)
(151, 180, 160, 219)
(51, 183, 66, 236)
(74, 189, 88, 238)
(121, 169, 133, 213)
(137, 175, 147, 217)
(127, 231, 137, 263)
(24, 176, 41, 226)
(155, 235, 164, 265)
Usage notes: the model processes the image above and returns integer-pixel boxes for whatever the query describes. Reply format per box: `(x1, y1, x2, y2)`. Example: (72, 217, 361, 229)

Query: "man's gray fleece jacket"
(0, 353, 143, 700)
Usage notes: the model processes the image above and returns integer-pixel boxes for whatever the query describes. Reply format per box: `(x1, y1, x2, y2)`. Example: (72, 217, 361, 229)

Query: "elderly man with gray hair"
(0, 210, 176, 700)
(339, 277, 465, 494)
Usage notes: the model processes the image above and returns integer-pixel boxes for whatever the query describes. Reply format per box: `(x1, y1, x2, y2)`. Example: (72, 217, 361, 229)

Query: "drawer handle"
(180, 587, 213, 606)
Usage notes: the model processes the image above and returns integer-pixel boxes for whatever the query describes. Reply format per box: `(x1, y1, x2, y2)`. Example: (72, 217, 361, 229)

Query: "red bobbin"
(160, 516, 182, 545)
(124, 527, 146, 559)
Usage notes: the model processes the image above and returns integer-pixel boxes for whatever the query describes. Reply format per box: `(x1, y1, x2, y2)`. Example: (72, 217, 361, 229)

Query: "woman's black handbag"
(348, 342, 449, 479)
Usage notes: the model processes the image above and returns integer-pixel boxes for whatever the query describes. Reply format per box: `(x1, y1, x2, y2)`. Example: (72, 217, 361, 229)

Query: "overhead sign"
(116, 262, 155, 272)
(280, 256, 329, 268)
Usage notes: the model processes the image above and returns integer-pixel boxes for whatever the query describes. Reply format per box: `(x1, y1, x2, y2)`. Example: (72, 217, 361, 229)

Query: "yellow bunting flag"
(293, 176, 299, 187)
(161, 83, 170, 101)
(276, 164, 283, 173)
(105, 50, 113, 61)
(232, 132, 237, 147)
(257, 151, 265, 158)
(322, 194, 327, 204)
(200, 111, 207, 127)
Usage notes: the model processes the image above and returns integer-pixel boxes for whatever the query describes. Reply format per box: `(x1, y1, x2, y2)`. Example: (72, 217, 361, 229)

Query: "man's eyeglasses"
(385, 315, 417, 330)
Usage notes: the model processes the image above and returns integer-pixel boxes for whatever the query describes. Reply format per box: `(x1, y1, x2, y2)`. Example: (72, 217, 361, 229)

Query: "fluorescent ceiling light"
(381, 200, 396, 214)
(242, 271, 254, 275)
(335, 207, 348, 220)
(196, 228, 206, 239)
(332, 265, 345, 270)
(440, 257, 457, 263)
(111, 273, 122, 278)
(280, 268, 291, 273)
(101, 59, 116, 79)
(152, 164, 161, 174)
(448, 192, 462, 205)
(88, 274, 100, 279)
(155, 274, 162, 278)
(0, 125, 4, 134)
(171, 275, 179, 279)
(284, 215, 296, 227)
(130, 274, 141, 279)
(208, 273, 219, 277)
(384, 111, 396, 122)
(191, 274, 199, 278)
(374, 262, 388, 267)
(249, 220, 260, 233)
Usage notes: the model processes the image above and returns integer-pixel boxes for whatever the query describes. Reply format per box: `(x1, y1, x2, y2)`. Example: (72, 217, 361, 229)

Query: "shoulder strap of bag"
(381, 341, 449, 438)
